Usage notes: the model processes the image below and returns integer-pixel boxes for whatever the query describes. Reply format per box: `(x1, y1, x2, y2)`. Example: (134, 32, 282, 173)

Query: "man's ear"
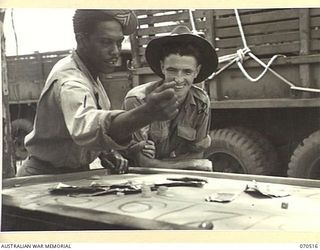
(195, 64, 202, 77)
(75, 33, 89, 49)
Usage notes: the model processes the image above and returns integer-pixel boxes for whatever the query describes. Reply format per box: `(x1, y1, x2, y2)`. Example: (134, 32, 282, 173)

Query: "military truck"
(128, 9, 320, 179)
(6, 8, 320, 180)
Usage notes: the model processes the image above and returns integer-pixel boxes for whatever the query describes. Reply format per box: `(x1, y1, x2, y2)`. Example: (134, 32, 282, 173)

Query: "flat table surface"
(2, 168, 320, 231)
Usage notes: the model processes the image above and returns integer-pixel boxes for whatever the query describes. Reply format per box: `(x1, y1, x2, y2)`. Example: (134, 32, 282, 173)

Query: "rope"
(237, 53, 283, 82)
(210, 9, 320, 93)
(188, 9, 197, 34)
(234, 9, 287, 84)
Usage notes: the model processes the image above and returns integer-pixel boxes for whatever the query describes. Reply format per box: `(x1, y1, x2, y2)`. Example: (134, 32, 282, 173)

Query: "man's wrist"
(138, 103, 157, 122)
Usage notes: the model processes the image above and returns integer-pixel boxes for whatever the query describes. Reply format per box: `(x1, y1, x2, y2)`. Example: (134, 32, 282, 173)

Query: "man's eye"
(166, 68, 175, 72)
(101, 40, 113, 46)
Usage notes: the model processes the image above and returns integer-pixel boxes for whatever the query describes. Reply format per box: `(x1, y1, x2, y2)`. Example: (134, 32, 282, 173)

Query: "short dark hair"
(160, 42, 201, 65)
(73, 9, 115, 35)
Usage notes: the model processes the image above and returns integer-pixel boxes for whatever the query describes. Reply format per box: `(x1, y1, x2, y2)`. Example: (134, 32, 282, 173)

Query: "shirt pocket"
(150, 122, 169, 142)
(177, 125, 196, 141)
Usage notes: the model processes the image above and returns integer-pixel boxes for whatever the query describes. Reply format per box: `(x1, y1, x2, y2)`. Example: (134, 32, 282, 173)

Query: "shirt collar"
(71, 50, 99, 85)
(182, 87, 197, 111)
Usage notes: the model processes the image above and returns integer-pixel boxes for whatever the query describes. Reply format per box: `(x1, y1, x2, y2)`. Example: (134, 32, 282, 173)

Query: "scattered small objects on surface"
(48, 176, 207, 197)
(281, 202, 289, 209)
(157, 186, 168, 196)
(198, 221, 214, 230)
(244, 180, 290, 198)
(205, 192, 239, 203)
(88, 175, 101, 180)
(141, 184, 152, 198)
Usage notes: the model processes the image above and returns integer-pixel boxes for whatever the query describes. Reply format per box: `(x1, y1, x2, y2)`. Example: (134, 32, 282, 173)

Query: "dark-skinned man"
(17, 10, 179, 176)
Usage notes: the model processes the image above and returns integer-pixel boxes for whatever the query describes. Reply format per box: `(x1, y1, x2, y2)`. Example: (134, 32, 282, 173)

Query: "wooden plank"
(133, 55, 320, 73)
(216, 19, 299, 38)
(311, 29, 320, 39)
(193, 10, 207, 19)
(311, 40, 320, 51)
(6, 50, 70, 61)
(137, 20, 208, 46)
(134, 9, 179, 16)
(217, 42, 300, 57)
(215, 9, 299, 28)
(139, 46, 319, 68)
(311, 16, 320, 27)
(204, 10, 215, 46)
(137, 24, 190, 36)
(215, 31, 299, 49)
(137, 11, 189, 25)
(213, 9, 268, 17)
(210, 98, 320, 109)
(299, 9, 311, 98)
(310, 8, 320, 16)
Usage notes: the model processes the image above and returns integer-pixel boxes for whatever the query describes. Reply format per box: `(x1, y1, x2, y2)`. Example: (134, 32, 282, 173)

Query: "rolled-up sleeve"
(59, 81, 129, 151)
(191, 96, 211, 152)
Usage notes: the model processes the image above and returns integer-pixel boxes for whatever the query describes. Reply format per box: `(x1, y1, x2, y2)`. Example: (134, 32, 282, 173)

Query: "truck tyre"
(229, 126, 280, 176)
(204, 128, 271, 175)
(11, 119, 33, 160)
(288, 130, 320, 179)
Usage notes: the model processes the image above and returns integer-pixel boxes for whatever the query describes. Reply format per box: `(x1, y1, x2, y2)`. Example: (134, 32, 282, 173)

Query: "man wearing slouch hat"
(124, 25, 218, 171)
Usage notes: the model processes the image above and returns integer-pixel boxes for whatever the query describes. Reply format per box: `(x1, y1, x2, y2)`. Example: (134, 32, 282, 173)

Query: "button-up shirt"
(124, 81, 211, 159)
(25, 50, 128, 170)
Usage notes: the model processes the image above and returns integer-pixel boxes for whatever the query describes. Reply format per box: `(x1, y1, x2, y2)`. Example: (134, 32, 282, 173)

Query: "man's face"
(161, 54, 201, 106)
(84, 20, 124, 74)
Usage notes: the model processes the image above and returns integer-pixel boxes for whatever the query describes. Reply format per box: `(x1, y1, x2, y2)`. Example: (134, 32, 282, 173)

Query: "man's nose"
(110, 43, 120, 56)
(174, 73, 185, 84)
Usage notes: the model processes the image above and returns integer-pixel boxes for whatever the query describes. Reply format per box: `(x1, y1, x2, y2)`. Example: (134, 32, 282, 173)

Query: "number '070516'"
(300, 244, 318, 248)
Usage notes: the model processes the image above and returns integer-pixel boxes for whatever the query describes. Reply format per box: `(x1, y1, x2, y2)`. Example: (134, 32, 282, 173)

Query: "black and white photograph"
(1, 5, 320, 242)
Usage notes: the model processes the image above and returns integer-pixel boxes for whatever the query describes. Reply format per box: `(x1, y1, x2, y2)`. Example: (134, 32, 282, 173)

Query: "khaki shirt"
(25, 50, 128, 170)
(124, 81, 211, 159)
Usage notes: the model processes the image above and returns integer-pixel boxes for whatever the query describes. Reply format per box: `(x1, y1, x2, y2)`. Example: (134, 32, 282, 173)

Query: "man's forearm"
(109, 104, 154, 144)
(168, 152, 204, 161)
(136, 153, 212, 171)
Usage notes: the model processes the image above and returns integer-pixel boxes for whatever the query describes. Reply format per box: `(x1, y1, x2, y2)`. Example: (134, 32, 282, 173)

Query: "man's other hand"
(100, 151, 128, 174)
(130, 140, 156, 159)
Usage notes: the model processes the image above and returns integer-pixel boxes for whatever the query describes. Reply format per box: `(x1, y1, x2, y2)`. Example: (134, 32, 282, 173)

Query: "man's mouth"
(175, 85, 185, 90)
(105, 59, 118, 65)
(174, 82, 187, 90)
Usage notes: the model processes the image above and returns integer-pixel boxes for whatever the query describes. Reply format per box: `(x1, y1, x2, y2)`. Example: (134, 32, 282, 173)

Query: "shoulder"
(190, 85, 210, 108)
(125, 81, 159, 100)
(49, 56, 92, 88)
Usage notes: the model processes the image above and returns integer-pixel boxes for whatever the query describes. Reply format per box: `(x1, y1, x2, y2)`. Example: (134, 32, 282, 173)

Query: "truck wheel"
(229, 126, 280, 175)
(204, 128, 271, 175)
(288, 130, 320, 179)
(11, 119, 33, 160)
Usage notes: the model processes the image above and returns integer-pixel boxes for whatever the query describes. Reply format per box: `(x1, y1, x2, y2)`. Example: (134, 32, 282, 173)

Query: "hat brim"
(145, 33, 218, 83)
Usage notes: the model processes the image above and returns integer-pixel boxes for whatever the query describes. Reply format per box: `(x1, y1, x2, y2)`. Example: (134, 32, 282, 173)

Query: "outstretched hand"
(144, 81, 179, 121)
